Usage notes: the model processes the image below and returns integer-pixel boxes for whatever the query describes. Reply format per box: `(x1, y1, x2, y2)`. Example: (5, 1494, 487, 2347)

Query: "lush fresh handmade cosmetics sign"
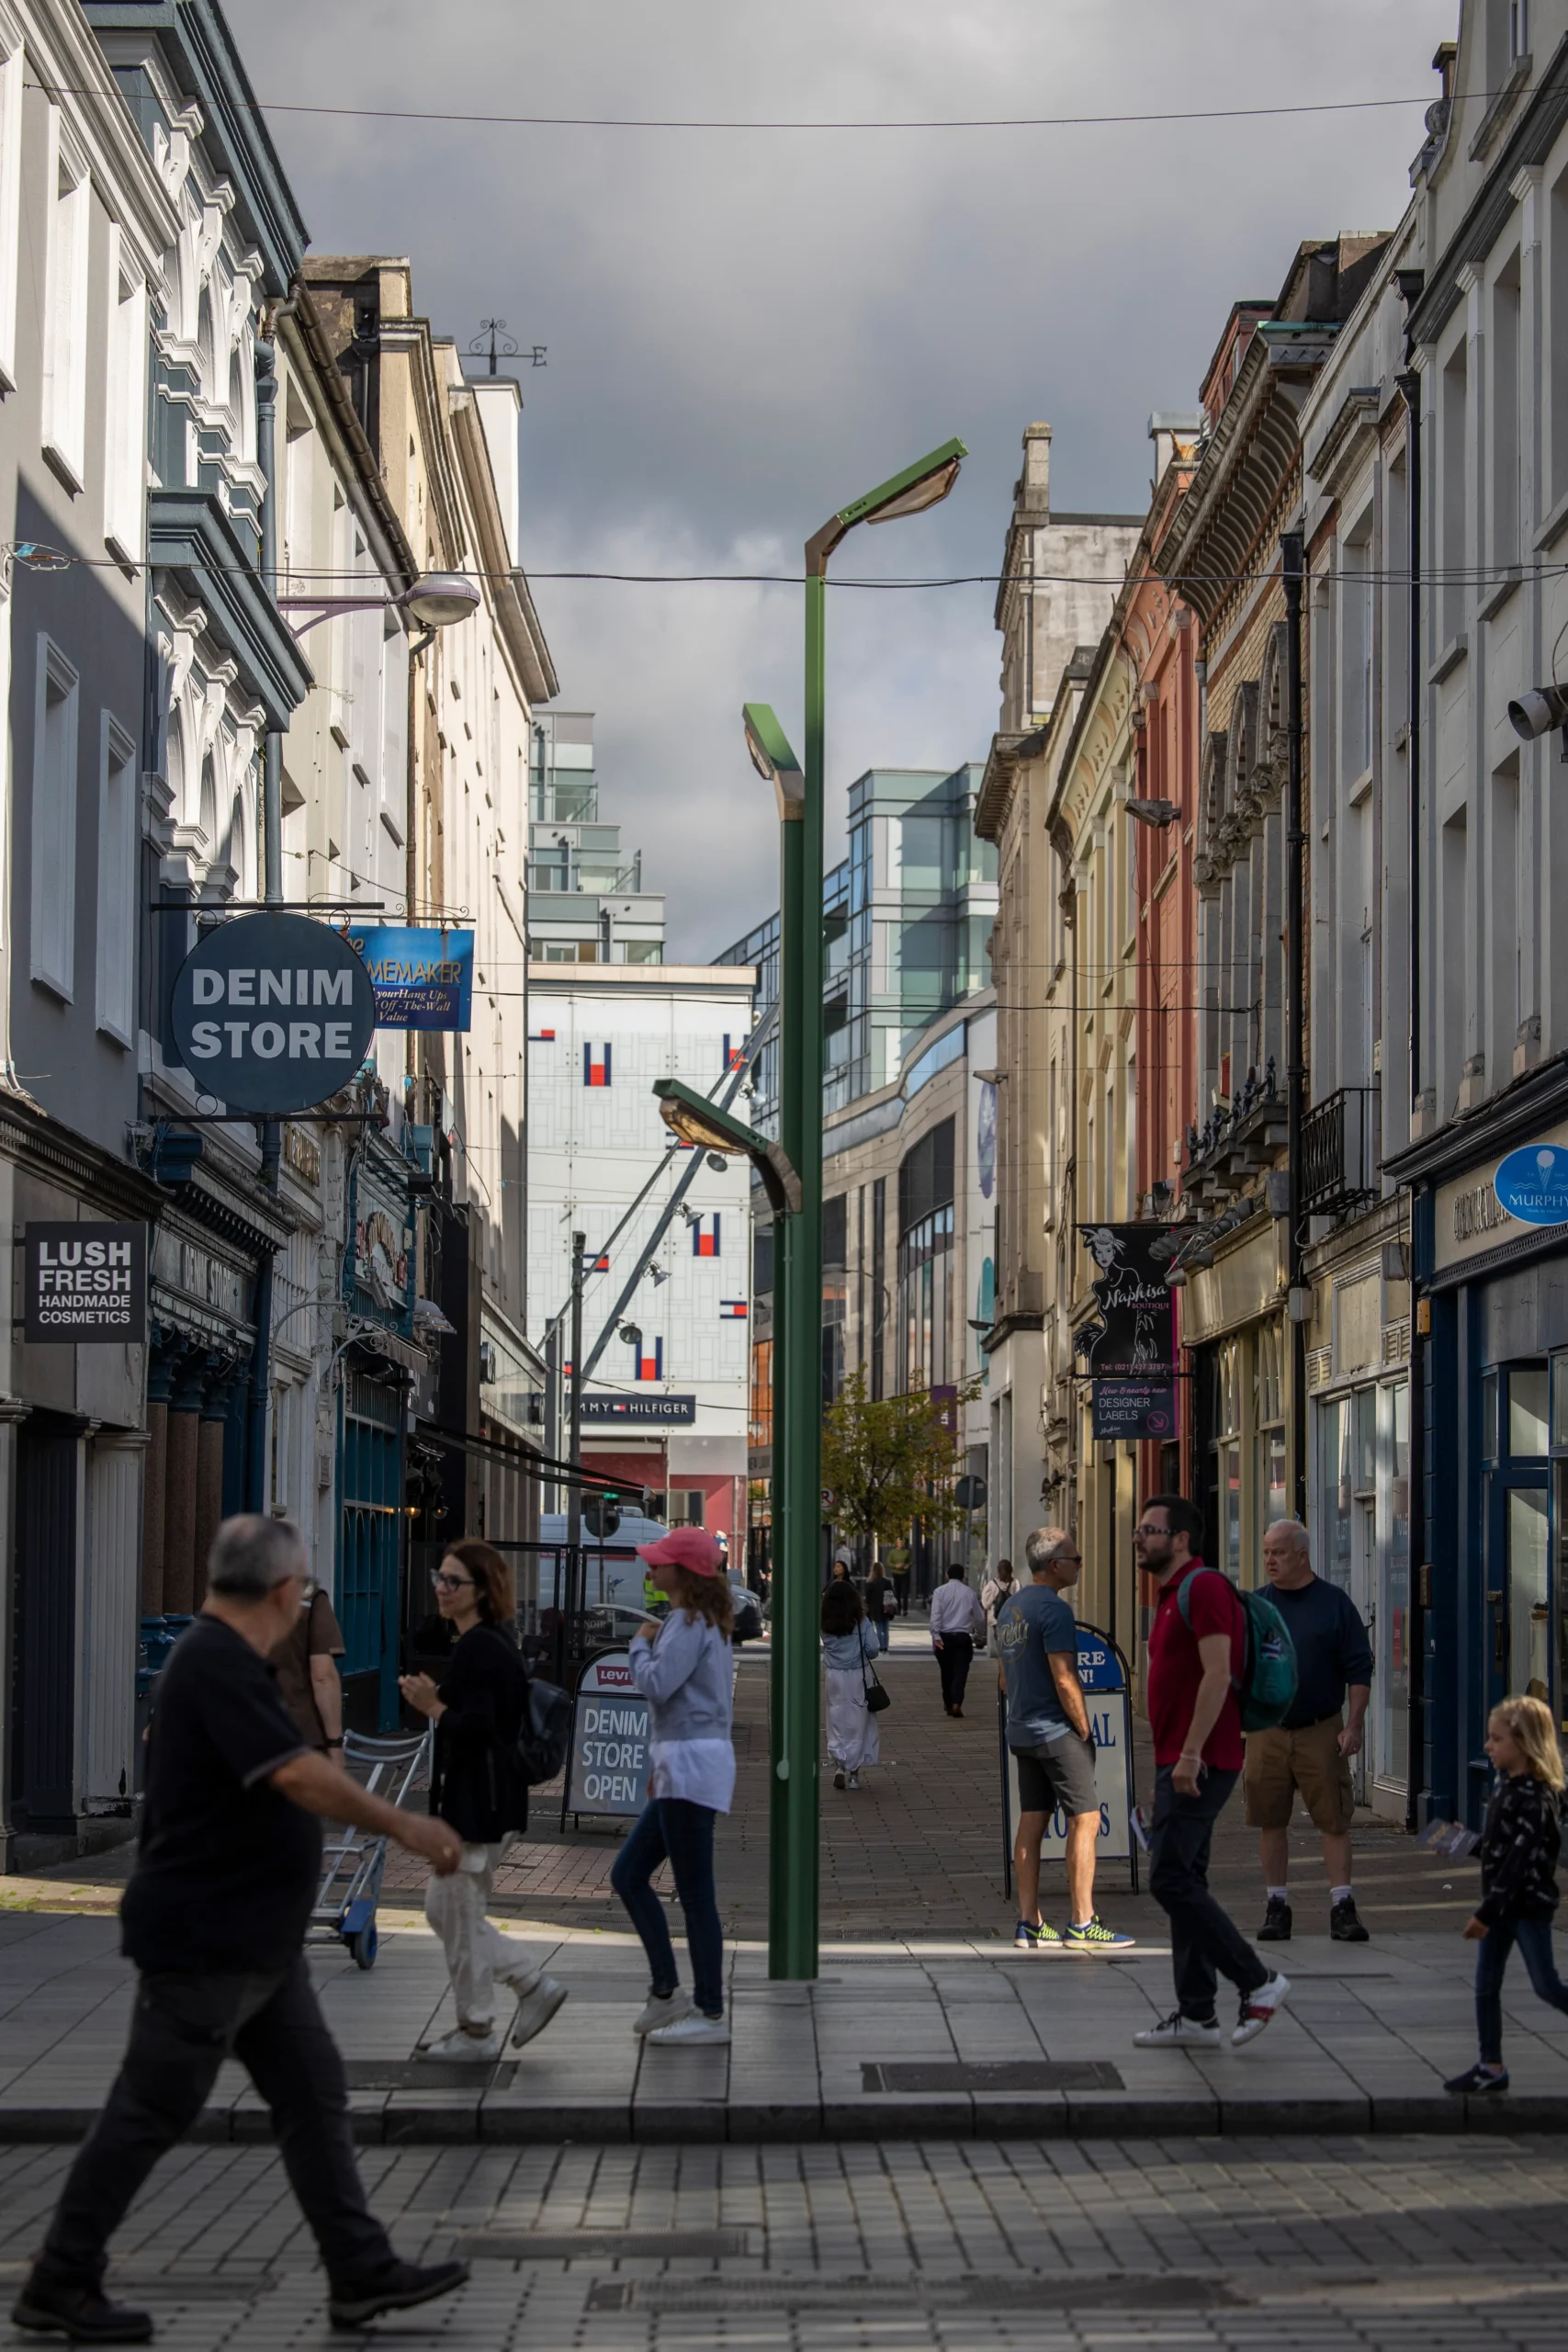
(345, 927, 474, 1032)
(24, 1223, 146, 1343)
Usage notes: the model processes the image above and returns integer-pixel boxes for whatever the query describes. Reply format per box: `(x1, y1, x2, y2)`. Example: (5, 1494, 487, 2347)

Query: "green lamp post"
(742, 438, 967, 1981)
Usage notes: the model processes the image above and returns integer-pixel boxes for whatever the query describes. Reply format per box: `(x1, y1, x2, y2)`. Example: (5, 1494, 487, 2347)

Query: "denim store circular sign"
(1494, 1143, 1568, 1227)
(171, 911, 377, 1114)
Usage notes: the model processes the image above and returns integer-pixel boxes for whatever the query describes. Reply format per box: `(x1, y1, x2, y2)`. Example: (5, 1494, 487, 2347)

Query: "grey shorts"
(1013, 1734, 1099, 1818)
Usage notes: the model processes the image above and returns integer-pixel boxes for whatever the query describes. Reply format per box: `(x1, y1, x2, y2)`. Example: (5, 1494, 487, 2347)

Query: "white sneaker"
(416, 2026, 502, 2063)
(1233, 1972, 1292, 2045)
(510, 1975, 569, 2048)
(647, 2011, 731, 2046)
(632, 1992, 693, 2036)
(846, 1771, 860, 1789)
(1132, 2009, 1222, 2049)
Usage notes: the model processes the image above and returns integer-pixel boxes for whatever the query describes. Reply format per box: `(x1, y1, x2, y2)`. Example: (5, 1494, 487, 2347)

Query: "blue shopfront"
(1396, 1080, 1568, 1829)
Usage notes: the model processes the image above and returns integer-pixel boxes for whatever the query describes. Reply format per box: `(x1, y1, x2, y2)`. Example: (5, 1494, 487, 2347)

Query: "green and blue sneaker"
(1012, 1917, 1062, 1951)
(1064, 1915, 1135, 1951)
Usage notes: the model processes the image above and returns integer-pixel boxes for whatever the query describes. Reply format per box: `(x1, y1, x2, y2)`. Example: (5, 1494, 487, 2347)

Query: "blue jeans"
(1147, 1764, 1269, 2019)
(874, 1619, 890, 1654)
(611, 1797, 724, 2018)
(1474, 1916, 1568, 2065)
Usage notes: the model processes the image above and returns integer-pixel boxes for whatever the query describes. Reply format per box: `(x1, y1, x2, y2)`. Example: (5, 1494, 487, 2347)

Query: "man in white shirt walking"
(929, 1565, 986, 1717)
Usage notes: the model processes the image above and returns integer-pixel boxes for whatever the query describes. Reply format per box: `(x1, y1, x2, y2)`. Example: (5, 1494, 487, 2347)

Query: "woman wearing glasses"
(398, 1542, 567, 2061)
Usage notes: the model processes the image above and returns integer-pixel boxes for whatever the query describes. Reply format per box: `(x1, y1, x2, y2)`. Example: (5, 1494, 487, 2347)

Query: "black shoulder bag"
(862, 1634, 891, 1715)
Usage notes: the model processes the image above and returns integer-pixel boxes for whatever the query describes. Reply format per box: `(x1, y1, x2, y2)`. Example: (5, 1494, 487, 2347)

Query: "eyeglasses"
(1133, 1522, 1170, 1538)
(432, 1572, 475, 1595)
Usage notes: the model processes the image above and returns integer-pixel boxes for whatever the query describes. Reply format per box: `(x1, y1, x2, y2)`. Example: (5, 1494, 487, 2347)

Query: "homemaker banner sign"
(344, 925, 475, 1032)
(170, 911, 377, 1114)
(1077, 1221, 1179, 1441)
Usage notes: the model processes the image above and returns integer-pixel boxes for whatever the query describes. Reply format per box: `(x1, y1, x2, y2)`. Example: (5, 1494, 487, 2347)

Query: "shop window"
(1210, 1337, 1241, 1581)
(1386, 1384, 1411, 1787)
(1253, 1318, 1288, 1571)
(1509, 1364, 1549, 1456)
(1483, 1370, 1500, 1463)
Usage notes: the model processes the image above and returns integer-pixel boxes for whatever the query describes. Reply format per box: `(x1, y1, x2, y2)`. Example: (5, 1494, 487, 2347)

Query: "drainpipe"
(246, 318, 286, 1511)
(1281, 531, 1308, 1522)
(1397, 332, 1427, 1834)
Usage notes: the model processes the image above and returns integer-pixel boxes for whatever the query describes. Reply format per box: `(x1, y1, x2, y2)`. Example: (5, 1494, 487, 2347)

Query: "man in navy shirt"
(15, 1517, 469, 2346)
(1244, 1519, 1375, 1942)
(994, 1527, 1134, 1952)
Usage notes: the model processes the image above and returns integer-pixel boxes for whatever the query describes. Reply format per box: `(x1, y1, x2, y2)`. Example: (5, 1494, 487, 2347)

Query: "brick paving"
(3, 2132, 1568, 2347)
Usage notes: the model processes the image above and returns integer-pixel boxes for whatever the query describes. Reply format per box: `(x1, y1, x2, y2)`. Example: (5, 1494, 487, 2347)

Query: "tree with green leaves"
(820, 1370, 981, 1551)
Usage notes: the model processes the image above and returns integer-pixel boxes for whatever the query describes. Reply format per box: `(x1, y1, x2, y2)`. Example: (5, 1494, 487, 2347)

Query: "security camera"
(1507, 685, 1568, 741)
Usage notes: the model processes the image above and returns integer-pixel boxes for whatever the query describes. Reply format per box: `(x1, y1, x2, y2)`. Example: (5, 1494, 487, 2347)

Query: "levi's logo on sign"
(170, 911, 377, 1116)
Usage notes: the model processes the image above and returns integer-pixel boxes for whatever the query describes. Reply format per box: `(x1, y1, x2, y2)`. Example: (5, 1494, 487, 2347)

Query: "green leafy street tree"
(820, 1369, 981, 1551)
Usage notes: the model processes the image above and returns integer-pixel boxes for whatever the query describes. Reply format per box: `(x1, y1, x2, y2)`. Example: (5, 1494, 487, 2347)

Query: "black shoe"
(1444, 2064, 1509, 2097)
(328, 2259, 468, 2331)
(1330, 1895, 1370, 1943)
(11, 2277, 152, 2344)
(1257, 1894, 1292, 1941)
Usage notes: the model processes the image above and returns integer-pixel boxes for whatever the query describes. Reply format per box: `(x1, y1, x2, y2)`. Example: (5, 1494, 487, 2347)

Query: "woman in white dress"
(821, 1578, 880, 1790)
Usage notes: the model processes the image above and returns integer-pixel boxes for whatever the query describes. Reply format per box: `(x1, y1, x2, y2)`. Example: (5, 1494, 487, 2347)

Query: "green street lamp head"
(741, 702, 805, 821)
(652, 1078, 802, 1218)
(808, 437, 967, 574)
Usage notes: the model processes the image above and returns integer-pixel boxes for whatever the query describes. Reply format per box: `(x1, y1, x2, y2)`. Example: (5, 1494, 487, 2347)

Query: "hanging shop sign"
(344, 925, 475, 1032)
(1494, 1142, 1568, 1227)
(999, 1623, 1138, 1892)
(171, 911, 377, 1115)
(1090, 1381, 1178, 1441)
(565, 1649, 650, 1820)
(1077, 1222, 1179, 1437)
(24, 1222, 146, 1343)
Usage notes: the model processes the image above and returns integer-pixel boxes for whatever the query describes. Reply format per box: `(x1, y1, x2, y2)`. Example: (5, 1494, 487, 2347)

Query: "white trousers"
(423, 1837, 540, 2030)
(825, 1668, 880, 1771)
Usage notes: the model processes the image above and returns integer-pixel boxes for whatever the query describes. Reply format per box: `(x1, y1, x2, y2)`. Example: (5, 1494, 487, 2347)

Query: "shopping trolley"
(309, 1726, 432, 1971)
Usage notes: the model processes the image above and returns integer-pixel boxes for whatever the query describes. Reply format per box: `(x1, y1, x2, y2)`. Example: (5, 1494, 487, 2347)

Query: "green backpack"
(1176, 1567, 1298, 1733)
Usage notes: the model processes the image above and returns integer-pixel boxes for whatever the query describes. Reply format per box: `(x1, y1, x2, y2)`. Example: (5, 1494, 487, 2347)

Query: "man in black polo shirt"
(14, 1516, 468, 2346)
(1244, 1518, 1375, 1943)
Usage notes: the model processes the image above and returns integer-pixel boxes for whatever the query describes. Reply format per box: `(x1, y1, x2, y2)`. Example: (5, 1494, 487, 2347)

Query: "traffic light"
(584, 1491, 622, 1539)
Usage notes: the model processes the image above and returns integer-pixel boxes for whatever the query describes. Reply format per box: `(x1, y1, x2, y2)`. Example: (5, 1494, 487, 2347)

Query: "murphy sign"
(170, 912, 378, 1115)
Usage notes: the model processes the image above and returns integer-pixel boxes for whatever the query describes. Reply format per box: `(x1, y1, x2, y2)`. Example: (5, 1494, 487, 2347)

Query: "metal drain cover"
(462, 2228, 753, 2260)
(586, 2272, 1243, 2315)
(861, 2060, 1123, 2094)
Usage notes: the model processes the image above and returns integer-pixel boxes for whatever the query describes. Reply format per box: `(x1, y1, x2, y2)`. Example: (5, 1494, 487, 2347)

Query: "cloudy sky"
(227, 0, 1456, 960)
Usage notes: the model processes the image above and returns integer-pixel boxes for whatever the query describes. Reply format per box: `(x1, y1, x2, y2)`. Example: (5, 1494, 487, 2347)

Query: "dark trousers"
(1475, 1916, 1568, 2065)
(936, 1633, 974, 1712)
(37, 1961, 390, 2291)
(611, 1796, 724, 2018)
(1147, 1765, 1269, 2020)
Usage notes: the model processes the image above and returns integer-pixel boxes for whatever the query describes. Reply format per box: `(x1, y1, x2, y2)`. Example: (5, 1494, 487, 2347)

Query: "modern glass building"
(526, 710, 666, 964)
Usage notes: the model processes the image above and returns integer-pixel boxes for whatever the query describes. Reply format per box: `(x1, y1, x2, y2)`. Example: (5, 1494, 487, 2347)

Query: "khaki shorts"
(1243, 1717, 1355, 1835)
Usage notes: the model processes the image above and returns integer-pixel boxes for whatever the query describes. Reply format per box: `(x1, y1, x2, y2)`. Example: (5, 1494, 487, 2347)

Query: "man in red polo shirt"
(1132, 1495, 1291, 2049)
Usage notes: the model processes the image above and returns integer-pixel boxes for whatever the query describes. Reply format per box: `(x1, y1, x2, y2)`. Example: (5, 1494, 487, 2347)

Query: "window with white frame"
(103, 229, 147, 566)
(0, 38, 23, 391)
(1340, 521, 1374, 780)
(41, 112, 90, 490)
(95, 715, 136, 1044)
(30, 639, 79, 1000)
(1493, 253, 1523, 566)
(1440, 337, 1468, 646)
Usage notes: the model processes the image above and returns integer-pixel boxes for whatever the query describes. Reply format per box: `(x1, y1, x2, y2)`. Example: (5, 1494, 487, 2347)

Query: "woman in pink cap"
(611, 1526, 735, 2043)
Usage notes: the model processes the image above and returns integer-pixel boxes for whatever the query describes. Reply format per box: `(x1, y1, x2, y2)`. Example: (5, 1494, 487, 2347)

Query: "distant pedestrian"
(829, 1553, 855, 1592)
(821, 1580, 881, 1790)
(613, 1528, 735, 2046)
(863, 1562, 893, 1654)
(981, 1557, 1018, 1651)
(1446, 1695, 1568, 2098)
(996, 1527, 1134, 1953)
(268, 1573, 346, 1758)
(13, 1517, 468, 2346)
(1246, 1520, 1374, 1943)
(929, 1564, 986, 1717)
(1132, 1495, 1291, 2050)
(399, 1541, 568, 2062)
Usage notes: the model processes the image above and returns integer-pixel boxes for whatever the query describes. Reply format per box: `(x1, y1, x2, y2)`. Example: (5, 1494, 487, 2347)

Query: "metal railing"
(1301, 1085, 1379, 1216)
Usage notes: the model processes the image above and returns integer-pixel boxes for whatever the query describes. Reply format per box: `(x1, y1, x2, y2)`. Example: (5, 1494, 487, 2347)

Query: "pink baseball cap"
(637, 1527, 725, 1578)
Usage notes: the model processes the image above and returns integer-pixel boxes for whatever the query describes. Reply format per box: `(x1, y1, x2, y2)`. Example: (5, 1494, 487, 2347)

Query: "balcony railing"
(1301, 1086, 1379, 1217)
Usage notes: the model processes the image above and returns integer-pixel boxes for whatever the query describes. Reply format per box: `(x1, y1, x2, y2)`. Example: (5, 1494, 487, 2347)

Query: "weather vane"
(468, 319, 547, 377)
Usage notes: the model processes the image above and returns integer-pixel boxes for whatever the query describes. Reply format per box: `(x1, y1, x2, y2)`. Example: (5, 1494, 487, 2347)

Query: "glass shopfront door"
(1483, 1363, 1551, 1715)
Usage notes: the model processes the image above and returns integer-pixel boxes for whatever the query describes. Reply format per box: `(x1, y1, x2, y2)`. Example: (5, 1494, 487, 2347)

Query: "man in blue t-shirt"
(994, 1527, 1134, 1953)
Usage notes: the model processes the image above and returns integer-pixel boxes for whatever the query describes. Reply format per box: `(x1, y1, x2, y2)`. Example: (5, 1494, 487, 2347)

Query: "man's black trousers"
(1146, 1764, 1269, 2020)
(37, 1960, 392, 2290)
(936, 1632, 975, 1712)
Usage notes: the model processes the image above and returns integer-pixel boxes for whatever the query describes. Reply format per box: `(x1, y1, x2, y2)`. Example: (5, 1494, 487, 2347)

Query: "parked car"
(729, 1578, 763, 1644)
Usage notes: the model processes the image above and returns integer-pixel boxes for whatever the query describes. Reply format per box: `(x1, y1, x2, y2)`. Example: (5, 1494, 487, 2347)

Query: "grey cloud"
(223, 0, 1458, 953)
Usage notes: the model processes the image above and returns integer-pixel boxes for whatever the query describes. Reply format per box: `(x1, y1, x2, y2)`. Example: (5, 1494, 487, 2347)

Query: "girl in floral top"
(1445, 1693, 1568, 2097)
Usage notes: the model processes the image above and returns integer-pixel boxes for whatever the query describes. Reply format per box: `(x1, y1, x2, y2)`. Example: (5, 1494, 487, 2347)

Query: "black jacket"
(1478, 1772, 1562, 1927)
(429, 1623, 531, 1843)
